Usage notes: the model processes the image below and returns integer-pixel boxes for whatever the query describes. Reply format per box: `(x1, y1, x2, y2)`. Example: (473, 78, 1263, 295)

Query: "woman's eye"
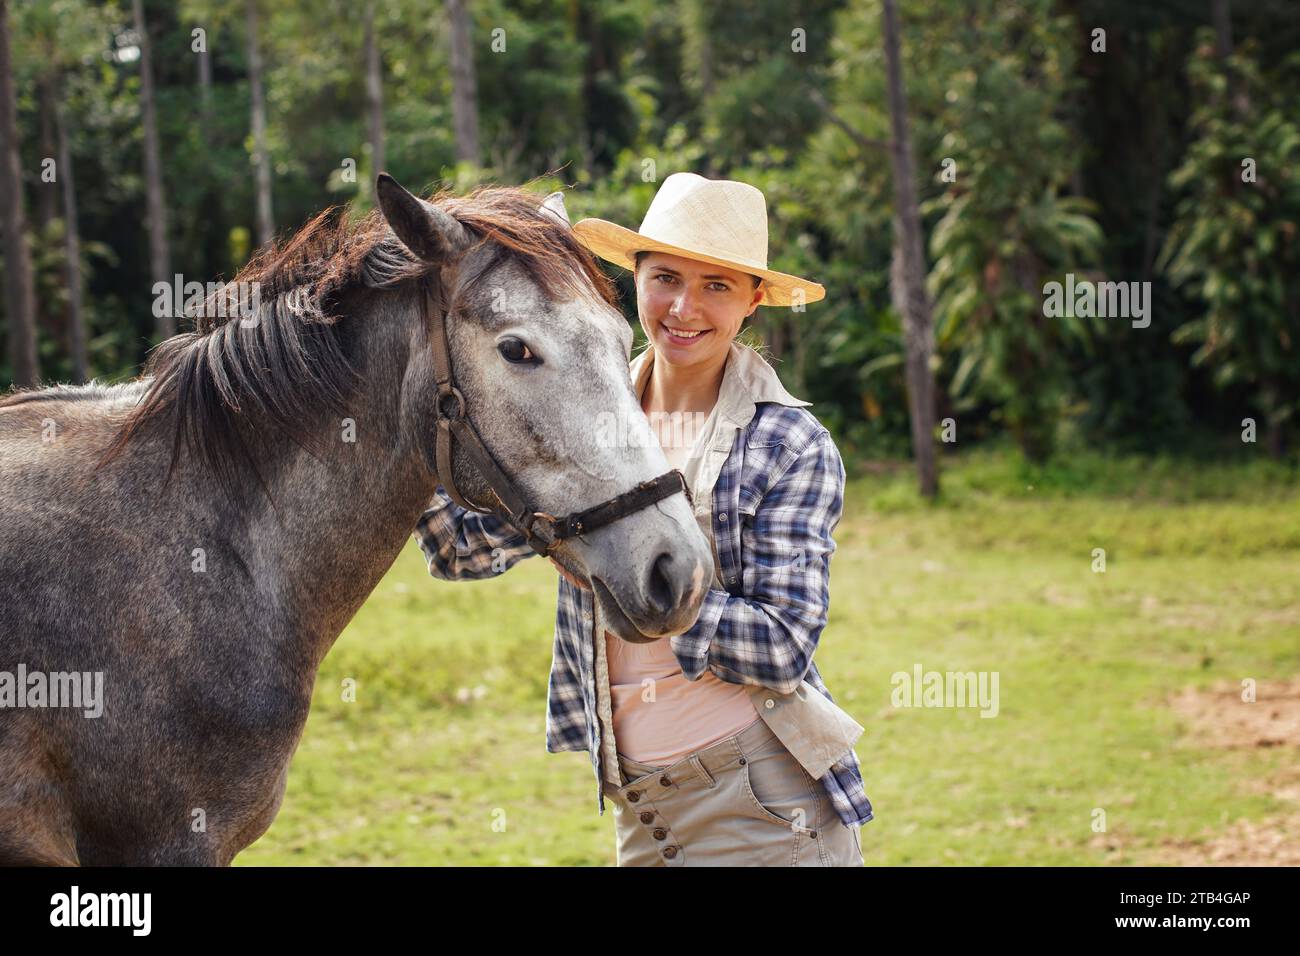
(708, 282, 729, 292)
(498, 338, 538, 365)
(654, 274, 676, 285)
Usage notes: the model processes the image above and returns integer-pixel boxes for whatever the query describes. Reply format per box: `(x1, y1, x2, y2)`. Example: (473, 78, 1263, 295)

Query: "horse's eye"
(498, 337, 538, 365)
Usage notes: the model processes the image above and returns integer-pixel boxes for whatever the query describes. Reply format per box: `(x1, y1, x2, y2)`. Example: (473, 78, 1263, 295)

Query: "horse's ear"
(376, 173, 471, 262)
(540, 190, 570, 227)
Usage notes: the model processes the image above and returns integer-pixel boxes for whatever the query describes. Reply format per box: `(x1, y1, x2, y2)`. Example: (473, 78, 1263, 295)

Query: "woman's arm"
(413, 486, 537, 580)
(671, 429, 846, 696)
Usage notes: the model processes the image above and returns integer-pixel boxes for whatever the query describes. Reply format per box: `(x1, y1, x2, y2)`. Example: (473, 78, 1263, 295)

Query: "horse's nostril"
(646, 551, 678, 612)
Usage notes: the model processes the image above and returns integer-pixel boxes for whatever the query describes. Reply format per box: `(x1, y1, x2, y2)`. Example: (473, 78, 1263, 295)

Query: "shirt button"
(652, 828, 668, 841)
(718, 513, 728, 522)
(639, 812, 654, 824)
(627, 790, 641, 803)
(764, 698, 775, 709)
(662, 846, 678, 860)
(659, 775, 671, 787)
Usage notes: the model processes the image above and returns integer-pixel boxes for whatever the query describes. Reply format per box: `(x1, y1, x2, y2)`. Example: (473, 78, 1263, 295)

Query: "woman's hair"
(734, 324, 770, 358)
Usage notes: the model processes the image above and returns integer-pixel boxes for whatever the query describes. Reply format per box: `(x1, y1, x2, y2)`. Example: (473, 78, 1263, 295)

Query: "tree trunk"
(0, 0, 38, 387)
(1266, 428, 1284, 458)
(132, 0, 173, 339)
(35, 76, 57, 229)
(35, 76, 63, 355)
(1212, 0, 1232, 58)
(445, 0, 479, 165)
(682, 0, 715, 175)
(1261, 381, 1289, 460)
(364, 1, 385, 177)
(881, 0, 938, 498)
(1211, 0, 1249, 119)
(56, 94, 88, 383)
(246, 0, 273, 248)
(197, 23, 211, 133)
(682, 0, 713, 100)
(696, 16, 713, 103)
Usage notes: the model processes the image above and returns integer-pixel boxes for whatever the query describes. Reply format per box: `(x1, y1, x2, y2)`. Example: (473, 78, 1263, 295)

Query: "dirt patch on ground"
(1168, 676, 1300, 749)
(1150, 814, 1300, 866)
(1153, 677, 1300, 865)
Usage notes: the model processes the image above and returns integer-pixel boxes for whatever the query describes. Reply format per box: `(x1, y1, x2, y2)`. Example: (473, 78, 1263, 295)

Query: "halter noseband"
(424, 249, 692, 558)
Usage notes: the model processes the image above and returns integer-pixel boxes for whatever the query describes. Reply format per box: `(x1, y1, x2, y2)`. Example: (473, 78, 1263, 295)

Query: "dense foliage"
(2, 0, 1297, 464)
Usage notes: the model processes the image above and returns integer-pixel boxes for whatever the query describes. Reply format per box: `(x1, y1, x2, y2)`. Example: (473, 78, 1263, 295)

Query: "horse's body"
(0, 178, 711, 865)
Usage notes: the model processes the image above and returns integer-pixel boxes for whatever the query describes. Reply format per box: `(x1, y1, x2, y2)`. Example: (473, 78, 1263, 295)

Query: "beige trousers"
(601, 716, 864, 867)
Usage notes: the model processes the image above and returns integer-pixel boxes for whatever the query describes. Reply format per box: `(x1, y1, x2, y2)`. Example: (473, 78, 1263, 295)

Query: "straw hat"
(572, 172, 824, 307)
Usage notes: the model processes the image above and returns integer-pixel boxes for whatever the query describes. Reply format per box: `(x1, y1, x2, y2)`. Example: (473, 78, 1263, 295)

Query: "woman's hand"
(549, 556, 591, 591)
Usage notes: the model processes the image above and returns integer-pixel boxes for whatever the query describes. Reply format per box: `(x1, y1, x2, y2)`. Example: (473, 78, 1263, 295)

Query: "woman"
(416, 173, 872, 866)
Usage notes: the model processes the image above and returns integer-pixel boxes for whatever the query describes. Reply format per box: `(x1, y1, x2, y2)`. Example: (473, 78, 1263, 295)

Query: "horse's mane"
(78, 183, 618, 501)
(0, 381, 147, 408)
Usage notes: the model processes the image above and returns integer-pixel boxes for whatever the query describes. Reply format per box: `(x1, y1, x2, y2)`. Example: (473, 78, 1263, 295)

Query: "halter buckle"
(436, 386, 467, 423)
(516, 511, 561, 557)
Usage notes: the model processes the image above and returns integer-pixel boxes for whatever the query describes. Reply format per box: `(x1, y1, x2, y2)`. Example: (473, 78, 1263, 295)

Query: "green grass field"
(237, 450, 1300, 865)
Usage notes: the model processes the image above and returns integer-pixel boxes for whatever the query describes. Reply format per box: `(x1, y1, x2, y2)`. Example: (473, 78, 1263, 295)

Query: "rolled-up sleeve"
(671, 430, 845, 695)
(412, 486, 536, 581)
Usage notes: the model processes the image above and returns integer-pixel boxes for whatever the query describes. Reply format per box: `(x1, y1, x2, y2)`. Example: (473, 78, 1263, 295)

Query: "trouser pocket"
(740, 733, 820, 836)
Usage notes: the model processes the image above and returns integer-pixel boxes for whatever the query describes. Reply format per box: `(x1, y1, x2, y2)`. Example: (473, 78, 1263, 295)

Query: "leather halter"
(424, 248, 692, 558)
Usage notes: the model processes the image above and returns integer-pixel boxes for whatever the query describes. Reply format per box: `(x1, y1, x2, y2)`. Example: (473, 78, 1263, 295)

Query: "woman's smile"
(663, 325, 713, 346)
(634, 252, 761, 365)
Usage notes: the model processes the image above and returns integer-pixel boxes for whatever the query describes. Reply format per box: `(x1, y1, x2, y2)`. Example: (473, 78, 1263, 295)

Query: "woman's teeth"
(666, 326, 709, 340)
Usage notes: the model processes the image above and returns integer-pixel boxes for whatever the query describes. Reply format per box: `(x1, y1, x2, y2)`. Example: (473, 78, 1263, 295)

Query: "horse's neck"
(239, 288, 437, 660)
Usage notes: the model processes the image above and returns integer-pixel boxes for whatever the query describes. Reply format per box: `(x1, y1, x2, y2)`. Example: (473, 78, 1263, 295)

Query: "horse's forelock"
(433, 185, 619, 309)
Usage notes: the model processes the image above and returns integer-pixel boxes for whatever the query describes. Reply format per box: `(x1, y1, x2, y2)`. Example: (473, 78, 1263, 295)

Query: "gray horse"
(0, 175, 711, 865)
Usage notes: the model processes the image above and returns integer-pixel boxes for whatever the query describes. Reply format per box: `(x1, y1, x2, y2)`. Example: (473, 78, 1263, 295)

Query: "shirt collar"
(629, 339, 811, 428)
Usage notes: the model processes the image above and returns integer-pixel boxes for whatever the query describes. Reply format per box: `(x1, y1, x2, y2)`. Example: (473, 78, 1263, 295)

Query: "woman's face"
(635, 251, 763, 369)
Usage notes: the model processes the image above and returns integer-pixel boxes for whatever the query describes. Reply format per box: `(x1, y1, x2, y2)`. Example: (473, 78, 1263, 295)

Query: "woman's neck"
(642, 348, 729, 415)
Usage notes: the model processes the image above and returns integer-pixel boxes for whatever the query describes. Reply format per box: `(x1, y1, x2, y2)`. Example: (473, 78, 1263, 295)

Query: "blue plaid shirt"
(413, 346, 873, 830)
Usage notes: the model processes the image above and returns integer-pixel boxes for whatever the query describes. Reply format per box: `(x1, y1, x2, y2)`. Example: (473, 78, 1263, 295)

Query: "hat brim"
(571, 218, 825, 308)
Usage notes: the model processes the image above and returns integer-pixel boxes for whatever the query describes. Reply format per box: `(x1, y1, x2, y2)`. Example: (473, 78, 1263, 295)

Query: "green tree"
(1158, 36, 1300, 457)
(921, 0, 1103, 462)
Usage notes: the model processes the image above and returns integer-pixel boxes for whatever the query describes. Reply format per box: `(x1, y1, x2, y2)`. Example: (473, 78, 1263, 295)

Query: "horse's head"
(377, 175, 713, 643)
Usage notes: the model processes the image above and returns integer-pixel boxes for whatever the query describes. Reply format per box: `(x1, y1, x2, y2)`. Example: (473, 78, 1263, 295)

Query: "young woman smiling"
(416, 173, 872, 866)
